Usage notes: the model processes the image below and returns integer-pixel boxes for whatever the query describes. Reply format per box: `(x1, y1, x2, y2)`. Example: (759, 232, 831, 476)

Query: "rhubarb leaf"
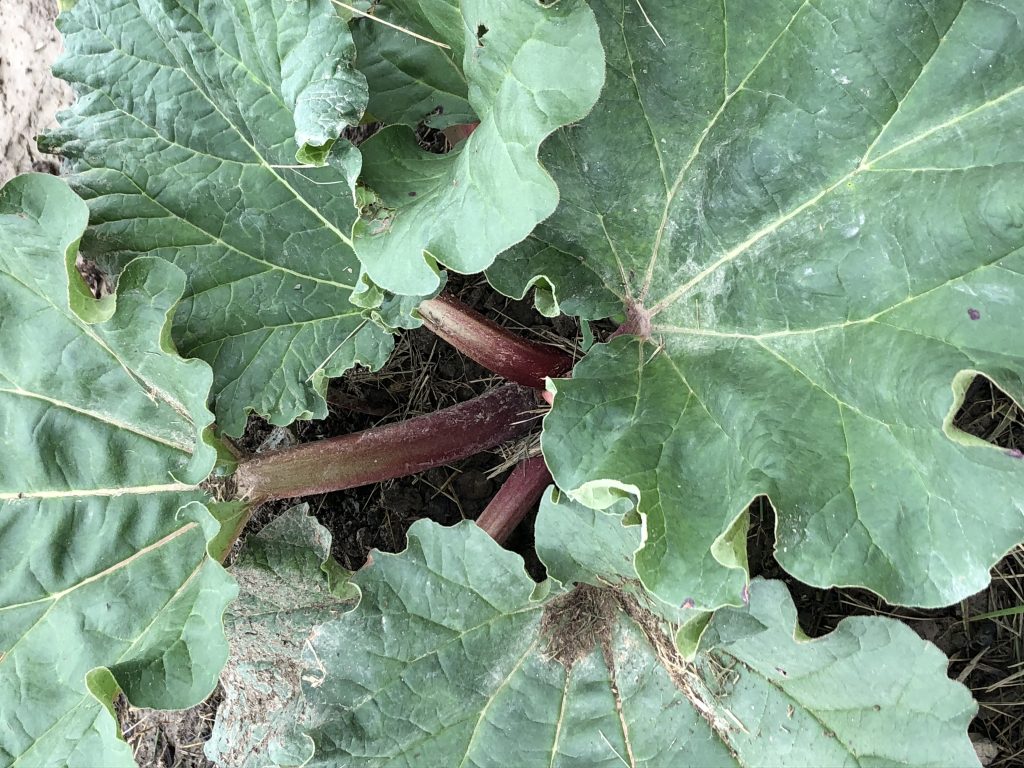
(0, 174, 235, 767)
(352, 4, 475, 129)
(207, 505, 355, 768)
(535, 488, 696, 627)
(299, 521, 977, 767)
(44, 0, 392, 436)
(491, 0, 1024, 608)
(351, 0, 605, 297)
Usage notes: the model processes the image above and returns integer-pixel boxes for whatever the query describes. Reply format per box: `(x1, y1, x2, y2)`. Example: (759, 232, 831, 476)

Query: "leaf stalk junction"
(233, 292, 572, 549)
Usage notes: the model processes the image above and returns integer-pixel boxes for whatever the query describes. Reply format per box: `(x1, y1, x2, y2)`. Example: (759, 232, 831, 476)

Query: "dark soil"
(114, 688, 222, 768)
(233, 277, 582, 577)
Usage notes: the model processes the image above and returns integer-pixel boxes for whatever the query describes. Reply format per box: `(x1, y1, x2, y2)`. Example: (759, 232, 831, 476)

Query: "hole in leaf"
(413, 121, 480, 154)
(476, 23, 488, 45)
(75, 255, 112, 299)
(414, 106, 481, 155)
(414, 123, 452, 154)
(952, 375, 1023, 451)
(341, 121, 382, 147)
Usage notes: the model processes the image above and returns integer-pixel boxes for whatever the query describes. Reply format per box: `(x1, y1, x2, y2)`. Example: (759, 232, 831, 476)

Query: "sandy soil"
(0, 0, 72, 183)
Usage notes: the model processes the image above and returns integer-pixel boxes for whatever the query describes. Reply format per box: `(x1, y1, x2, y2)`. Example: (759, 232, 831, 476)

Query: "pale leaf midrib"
(184, 310, 364, 350)
(0, 483, 196, 501)
(866, 82, 1024, 168)
(344, 604, 542, 712)
(640, 0, 813, 300)
(77, 116, 357, 294)
(644, 11, 1023, 317)
(0, 522, 197, 616)
(649, 220, 1021, 337)
(8, 553, 210, 768)
(648, 168, 856, 315)
(720, 652, 867, 767)
(548, 672, 572, 768)
(0, 265, 197, 427)
(88, 13, 356, 260)
(457, 639, 540, 768)
(0, 386, 193, 453)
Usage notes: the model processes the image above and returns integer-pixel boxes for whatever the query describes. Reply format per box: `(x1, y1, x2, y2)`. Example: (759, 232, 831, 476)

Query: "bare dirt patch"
(0, 0, 72, 183)
(115, 690, 222, 768)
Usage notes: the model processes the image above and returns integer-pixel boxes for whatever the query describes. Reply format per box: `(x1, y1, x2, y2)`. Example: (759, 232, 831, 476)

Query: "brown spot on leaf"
(543, 584, 742, 748)
(540, 583, 618, 668)
(616, 591, 743, 745)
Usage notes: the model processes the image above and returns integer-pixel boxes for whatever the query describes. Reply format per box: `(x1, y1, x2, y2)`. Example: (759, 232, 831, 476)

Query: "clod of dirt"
(540, 583, 619, 668)
(972, 735, 1000, 767)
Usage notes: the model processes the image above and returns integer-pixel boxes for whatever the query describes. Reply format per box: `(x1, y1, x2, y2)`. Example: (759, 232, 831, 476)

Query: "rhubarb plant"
(1, 0, 1022, 764)
(489, 0, 1024, 609)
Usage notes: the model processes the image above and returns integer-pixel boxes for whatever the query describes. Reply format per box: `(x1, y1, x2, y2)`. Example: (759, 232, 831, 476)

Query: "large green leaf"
(298, 520, 977, 767)
(488, 0, 1024, 608)
(206, 505, 355, 768)
(350, 0, 605, 298)
(0, 174, 235, 767)
(44, 0, 393, 436)
(352, 2, 475, 130)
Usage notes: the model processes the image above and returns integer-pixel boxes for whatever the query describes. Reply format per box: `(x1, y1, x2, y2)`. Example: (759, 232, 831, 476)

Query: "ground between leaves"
(4, 6, 1022, 764)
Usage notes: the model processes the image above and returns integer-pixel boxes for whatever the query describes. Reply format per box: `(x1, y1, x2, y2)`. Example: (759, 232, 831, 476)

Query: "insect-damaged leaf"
(206, 505, 356, 768)
(489, 0, 1024, 608)
(0, 174, 235, 767)
(44, 0, 391, 436)
(297, 521, 977, 767)
(349, 0, 606, 298)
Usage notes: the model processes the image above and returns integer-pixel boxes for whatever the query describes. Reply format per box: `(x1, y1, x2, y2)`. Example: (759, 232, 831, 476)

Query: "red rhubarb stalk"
(418, 293, 573, 388)
(475, 456, 552, 544)
(235, 384, 539, 501)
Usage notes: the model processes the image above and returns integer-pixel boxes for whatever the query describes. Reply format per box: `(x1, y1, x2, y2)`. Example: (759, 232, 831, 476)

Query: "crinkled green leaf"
(700, 579, 979, 767)
(489, 0, 1024, 608)
(44, 0, 393, 436)
(0, 174, 235, 767)
(352, 3, 475, 130)
(207, 505, 355, 768)
(350, 0, 605, 298)
(299, 520, 976, 767)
